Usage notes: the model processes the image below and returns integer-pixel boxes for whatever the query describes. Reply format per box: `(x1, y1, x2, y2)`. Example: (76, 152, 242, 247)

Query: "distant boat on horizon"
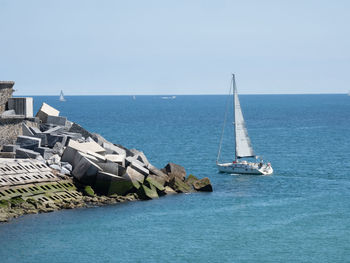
(161, 96, 176, 100)
(59, 90, 66, 102)
(133, 95, 136, 100)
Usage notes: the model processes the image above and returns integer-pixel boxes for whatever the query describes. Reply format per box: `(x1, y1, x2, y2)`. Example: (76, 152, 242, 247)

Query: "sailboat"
(216, 74, 273, 175)
(59, 90, 66, 102)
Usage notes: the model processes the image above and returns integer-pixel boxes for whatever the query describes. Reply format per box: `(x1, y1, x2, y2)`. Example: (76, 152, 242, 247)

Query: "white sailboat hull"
(217, 162, 273, 175)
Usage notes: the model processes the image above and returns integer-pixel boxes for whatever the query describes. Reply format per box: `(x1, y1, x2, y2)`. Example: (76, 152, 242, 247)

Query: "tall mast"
(232, 74, 237, 162)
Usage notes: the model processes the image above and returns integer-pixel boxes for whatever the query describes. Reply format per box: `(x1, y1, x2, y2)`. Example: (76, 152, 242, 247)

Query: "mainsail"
(59, 90, 65, 101)
(233, 75, 255, 159)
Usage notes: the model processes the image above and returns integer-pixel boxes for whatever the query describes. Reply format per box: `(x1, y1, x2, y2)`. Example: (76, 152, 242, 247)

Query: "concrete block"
(105, 154, 126, 167)
(46, 115, 67, 126)
(43, 125, 65, 134)
(36, 103, 59, 123)
(98, 162, 126, 176)
(47, 134, 67, 147)
(29, 159, 51, 172)
(2, 144, 19, 153)
(95, 171, 134, 196)
(34, 133, 48, 146)
(34, 146, 54, 159)
(126, 166, 145, 183)
(21, 123, 34, 136)
(72, 156, 101, 185)
(68, 122, 93, 139)
(61, 146, 78, 165)
(0, 163, 16, 174)
(86, 151, 106, 162)
(16, 136, 41, 150)
(16, 148, 40, 159)
(0, 152, 16, 158)
(102, 142, 126, 155)
(68, 139, 106, 154)
(8, 97, 33, 118)
(91, 133, 109, 146)
(29, 126, 42, 134)
(147, 164, 169, 184)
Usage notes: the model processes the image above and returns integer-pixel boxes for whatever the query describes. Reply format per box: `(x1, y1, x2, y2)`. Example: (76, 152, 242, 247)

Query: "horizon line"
(14, 92, 349, 96)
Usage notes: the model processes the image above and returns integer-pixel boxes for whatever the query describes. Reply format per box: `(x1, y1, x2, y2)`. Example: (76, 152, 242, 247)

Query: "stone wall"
(0, 119, 39, 149)
(0, 81, 15, 114)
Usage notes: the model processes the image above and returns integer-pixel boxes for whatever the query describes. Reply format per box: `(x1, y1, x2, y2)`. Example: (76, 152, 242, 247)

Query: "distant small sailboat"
(133, 95, 136, 100)
(59, 90, 66, 102)
(216, 74, 273, 175)
(161, 96, 176, 100)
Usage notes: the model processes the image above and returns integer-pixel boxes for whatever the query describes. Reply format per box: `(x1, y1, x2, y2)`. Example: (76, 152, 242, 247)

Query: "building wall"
(0, 81, 15, 114)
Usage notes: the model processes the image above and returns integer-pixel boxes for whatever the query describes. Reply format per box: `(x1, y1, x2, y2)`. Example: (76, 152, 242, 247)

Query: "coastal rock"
(168, 177, 192, 193)
(95, 171, 134, 196)
(163, 163, 186, 181)
(193, 177, 213, 192)
(36, 103, 60, 123)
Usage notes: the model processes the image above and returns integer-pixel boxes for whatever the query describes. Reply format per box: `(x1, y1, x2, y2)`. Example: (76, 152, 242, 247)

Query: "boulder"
(36, 103, 59, 123)
(164, 163, 186, 181)
(193, 177, 213, 192)
(146, 176, 165, 192)
(185, 174, 199, 185)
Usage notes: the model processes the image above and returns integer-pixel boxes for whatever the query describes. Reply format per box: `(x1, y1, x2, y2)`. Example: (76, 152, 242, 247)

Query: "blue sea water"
(0, 94, 349, 262)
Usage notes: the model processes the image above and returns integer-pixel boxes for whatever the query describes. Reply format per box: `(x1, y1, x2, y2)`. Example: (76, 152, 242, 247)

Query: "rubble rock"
(193, 177, 213, 192)
(164, 163, 186, 181)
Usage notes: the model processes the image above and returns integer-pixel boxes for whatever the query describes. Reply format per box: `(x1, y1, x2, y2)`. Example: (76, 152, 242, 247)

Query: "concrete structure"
(8, 97, 33, 118)
(46, 115, 67, 126)
(0, 81, 14, 114)
(36, 103, 59, 123)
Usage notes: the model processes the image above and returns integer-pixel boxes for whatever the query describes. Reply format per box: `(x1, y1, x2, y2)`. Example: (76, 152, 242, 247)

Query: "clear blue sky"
(1, 0, 349, 95)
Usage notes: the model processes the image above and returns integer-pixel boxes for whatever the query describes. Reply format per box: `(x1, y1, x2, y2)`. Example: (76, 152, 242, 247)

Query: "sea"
(0, 94, 349, 262)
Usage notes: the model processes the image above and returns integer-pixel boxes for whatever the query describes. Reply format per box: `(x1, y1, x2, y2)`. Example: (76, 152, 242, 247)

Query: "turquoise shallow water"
(0, 95, 349, 262)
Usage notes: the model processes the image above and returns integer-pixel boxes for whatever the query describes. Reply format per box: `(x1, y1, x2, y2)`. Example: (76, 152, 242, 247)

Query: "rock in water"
(169, 177, 192, 193)
(163, 163, 186, 181)
(193, 177, 213, 192)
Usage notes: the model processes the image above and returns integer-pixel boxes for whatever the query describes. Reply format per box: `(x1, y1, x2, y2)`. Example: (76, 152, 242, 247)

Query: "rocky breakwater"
(0, 103, 212, 222)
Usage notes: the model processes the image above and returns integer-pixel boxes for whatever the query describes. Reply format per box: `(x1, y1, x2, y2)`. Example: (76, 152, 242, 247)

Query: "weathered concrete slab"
(46, 115, 67, 126)
(43, 126, 65, 134)
(126, 157, 149, 176)
(29, 126, 42, 134)
(47, 134, 67, 148)
(34, 147, 54, 159)
(105, 154, 125, 167)
(98, 162, 126, 176)
(21, 123, 34, 136)
(34, 133, 48, 146)
(16, 136, 41, 150)
(137, 184, 159, 200)
(16, 148, 41, 159)
(72, 156, 101, 185)
(0, 152, 16, 158)
(68, 140, 106, 154)
(147, 164, 169, 184)
(103, 142, 126, 155)
(36, 103, 59, 123)
(68, 122, 93, 139)
(86, 151, 106, 162)
(164, 163, 186, 181)
(126, 166, 145, 183)
(2, 144, 19, 153)
(146, 176, 165, 192)
(130, 149, 150, 166)
(91, 133, 109, 146)
(95, 171, 134, 196)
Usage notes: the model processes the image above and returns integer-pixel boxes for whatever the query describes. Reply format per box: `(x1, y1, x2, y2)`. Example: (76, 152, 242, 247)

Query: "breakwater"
(0, 101, 212, 222)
